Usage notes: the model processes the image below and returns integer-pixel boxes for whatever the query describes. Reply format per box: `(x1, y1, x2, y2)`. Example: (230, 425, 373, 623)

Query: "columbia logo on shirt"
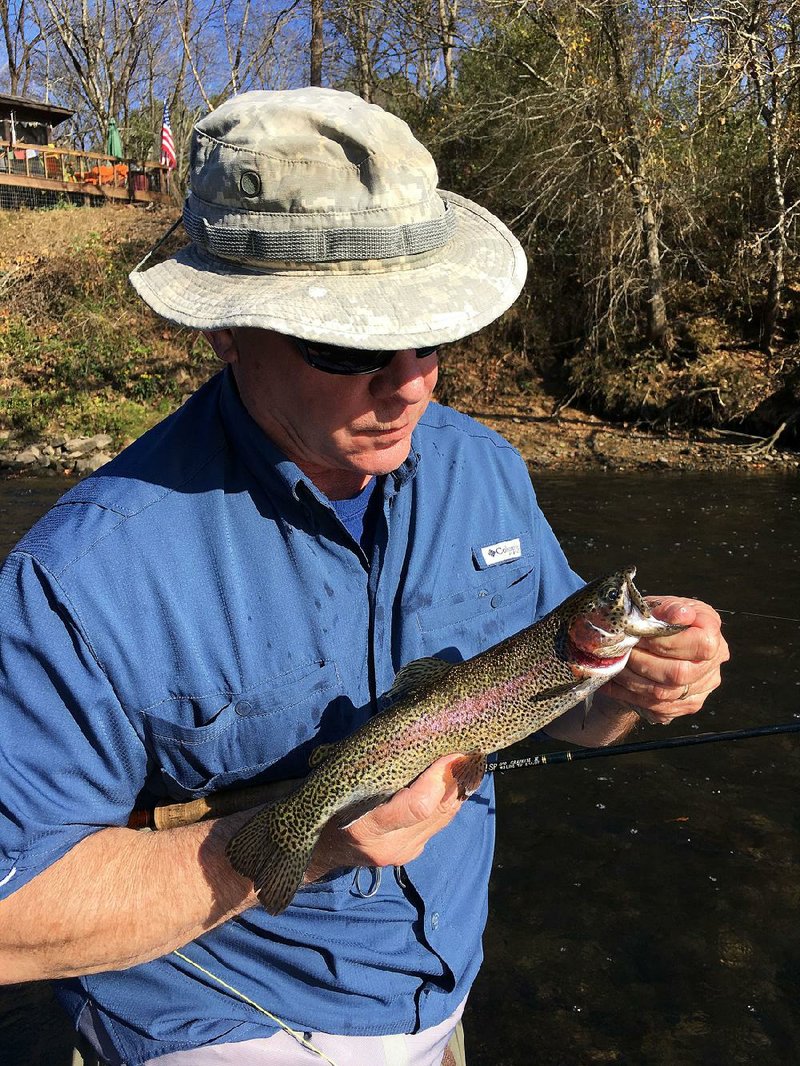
(480, 538, 522, 566)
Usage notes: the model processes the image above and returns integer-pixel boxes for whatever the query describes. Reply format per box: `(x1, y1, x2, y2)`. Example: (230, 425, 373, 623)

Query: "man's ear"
(203, 329, 238, 365)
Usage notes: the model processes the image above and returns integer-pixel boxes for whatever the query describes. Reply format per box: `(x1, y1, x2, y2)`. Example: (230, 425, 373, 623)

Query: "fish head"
(564, 566, 689, 679)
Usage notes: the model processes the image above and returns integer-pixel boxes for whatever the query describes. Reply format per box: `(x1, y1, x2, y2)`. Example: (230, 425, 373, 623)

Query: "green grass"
(1, 205, 214, 445)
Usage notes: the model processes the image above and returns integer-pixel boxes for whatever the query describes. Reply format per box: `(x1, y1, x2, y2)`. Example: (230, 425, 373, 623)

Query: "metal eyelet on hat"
(239, 170, 261, 198)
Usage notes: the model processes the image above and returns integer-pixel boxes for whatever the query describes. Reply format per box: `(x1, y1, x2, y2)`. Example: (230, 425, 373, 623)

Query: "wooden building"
(0, 93, 174, 209)
(0, 92, 74, 145)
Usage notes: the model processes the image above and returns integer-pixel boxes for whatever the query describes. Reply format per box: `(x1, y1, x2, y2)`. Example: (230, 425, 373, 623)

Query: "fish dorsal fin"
(308, 741, 340, 769)
(386, 656, 454, 702)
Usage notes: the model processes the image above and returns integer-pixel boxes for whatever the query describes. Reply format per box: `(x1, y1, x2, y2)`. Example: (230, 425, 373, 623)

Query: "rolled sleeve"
(0, 551, 146, 899)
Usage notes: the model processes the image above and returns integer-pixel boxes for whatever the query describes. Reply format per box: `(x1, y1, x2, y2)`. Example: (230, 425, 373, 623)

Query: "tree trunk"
(355, 0, 371, 101)
(636, 181, 671, 348)
(602, 2, 671, 349)
(739, 19, 788, 353)
(310, 0, 323, 87)
(760, 121, 786, 354)
(438, 0, 457, 98)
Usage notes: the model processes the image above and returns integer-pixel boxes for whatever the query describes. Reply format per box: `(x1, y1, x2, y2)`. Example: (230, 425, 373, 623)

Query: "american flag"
(160, 101, 177, 170)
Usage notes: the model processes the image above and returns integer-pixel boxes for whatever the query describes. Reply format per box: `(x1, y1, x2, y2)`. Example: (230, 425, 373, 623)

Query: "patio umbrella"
(106, 118, 123, 159)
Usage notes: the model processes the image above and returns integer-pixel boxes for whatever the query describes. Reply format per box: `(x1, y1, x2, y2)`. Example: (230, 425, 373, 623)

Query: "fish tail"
(226, 804, 318, 915)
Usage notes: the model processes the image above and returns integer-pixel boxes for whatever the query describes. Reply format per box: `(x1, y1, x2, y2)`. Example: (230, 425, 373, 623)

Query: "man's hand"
(305, 753, 468, 883)
(599, 596, 729, 724)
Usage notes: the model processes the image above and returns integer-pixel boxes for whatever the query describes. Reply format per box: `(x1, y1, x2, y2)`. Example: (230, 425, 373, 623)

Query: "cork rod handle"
(130, 778, 302, 831)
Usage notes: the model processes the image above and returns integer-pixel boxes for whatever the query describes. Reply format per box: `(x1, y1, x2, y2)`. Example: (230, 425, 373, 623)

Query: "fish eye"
(604, 587, 620, 604)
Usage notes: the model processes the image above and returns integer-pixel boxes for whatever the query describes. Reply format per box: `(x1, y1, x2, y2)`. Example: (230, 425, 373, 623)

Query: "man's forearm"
(0, 812, 256, 984)
(0, 753, 474, 983)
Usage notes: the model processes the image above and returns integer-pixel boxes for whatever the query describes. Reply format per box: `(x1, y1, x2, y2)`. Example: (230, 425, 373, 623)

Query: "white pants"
(143, 999, 465, 1066)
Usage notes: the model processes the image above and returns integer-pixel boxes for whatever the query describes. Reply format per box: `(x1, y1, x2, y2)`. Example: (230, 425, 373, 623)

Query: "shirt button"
(430, 911, 440, 930)
(234, 700, 253, 716)
(490, 593, 503, 608)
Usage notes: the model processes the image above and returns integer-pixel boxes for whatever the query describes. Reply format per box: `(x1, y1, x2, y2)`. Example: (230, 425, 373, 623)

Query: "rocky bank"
(2, 400, 798, 479)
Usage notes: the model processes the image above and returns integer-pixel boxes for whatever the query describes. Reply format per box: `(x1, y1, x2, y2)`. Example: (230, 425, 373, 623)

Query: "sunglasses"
(290, 336, 441, 375)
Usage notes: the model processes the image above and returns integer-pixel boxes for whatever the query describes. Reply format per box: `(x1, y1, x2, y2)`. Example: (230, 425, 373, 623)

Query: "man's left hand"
(600, 596, 730, 724)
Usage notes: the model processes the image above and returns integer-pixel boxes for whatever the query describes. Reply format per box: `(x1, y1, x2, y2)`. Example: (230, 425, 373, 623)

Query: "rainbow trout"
(227, 566, 686, 913)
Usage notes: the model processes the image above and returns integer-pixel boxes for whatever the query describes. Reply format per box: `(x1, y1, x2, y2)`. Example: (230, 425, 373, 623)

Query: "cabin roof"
(0, 93, 74, 125)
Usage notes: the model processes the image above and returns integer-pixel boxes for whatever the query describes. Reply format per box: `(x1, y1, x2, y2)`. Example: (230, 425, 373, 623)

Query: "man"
(0, 89, 727, 1065)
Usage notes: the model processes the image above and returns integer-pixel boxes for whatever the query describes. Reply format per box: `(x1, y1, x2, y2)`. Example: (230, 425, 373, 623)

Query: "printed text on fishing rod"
(486, 721, 800, 771)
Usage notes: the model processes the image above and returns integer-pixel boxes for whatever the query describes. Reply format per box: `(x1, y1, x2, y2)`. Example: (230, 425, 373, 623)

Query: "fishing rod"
(133, 720, 800, 831)
(487, 720, 800, 772)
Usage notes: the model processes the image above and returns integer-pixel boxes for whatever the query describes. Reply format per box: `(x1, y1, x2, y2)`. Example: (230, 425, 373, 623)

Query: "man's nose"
(369, 349, 437, 401)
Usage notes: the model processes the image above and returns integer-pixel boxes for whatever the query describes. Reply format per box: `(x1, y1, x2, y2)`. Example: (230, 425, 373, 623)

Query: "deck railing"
(0, 141, 174, 204)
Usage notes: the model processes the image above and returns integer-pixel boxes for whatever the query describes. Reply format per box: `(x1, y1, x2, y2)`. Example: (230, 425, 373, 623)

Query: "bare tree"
(36, 0, 162, 137)
(1, 0, 43, 95)
(326, 0, 388, 100)
(172, 0, 303, 108)
(688, 1, 800, 352)
(446, 0, 693, 351)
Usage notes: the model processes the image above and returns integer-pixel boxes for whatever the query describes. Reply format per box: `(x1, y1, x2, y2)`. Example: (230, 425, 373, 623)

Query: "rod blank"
(487, 721, 800, 772)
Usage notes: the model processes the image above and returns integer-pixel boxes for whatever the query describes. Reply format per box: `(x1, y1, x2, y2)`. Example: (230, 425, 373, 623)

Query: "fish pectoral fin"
(386, 656, 454, 703)
(308, 741, 340, 769)
(582, 692, 594, 730)
(336, 793, 394, 831)
(448, 751, 488, 799)
(531, 680, 590, 703)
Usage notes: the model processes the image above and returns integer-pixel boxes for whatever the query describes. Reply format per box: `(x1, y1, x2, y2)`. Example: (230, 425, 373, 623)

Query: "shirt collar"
(218, 365, 420, 508)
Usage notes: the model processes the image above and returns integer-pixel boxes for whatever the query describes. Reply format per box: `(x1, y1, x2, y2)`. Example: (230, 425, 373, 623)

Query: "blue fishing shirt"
(0, 368, 581, 1064)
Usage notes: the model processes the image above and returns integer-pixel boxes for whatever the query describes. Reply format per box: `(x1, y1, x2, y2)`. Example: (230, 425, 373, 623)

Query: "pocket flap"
(141, 659, 340, 798)
(417, 564, 535, 634)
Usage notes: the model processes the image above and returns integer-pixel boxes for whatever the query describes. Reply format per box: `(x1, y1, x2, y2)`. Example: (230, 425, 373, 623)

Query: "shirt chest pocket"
(140, 659, 340, 800)
(415, 551, 538, 659)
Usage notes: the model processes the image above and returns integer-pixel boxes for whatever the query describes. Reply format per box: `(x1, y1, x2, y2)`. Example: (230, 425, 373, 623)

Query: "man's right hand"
(304, 753, 470, 883)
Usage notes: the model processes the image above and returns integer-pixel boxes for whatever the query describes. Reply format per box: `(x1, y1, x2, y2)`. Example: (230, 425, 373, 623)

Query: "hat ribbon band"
(183, 202, 456, 264)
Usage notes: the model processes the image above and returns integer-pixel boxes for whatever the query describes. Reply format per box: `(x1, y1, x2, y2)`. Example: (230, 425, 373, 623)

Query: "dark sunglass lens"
(296, 337, 441, 374)
(301, 340, 390, 374)
(339, 349, 392, 372)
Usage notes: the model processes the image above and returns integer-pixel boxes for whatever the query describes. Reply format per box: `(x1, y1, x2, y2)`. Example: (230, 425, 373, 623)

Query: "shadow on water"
(1, 471, 799, 1065)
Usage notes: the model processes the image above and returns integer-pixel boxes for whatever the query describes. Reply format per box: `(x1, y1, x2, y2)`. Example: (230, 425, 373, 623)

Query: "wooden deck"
(0, 141, 174, 206)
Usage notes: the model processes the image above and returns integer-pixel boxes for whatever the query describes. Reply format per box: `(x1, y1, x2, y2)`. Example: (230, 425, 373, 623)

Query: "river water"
(1, 471, 798, 1065)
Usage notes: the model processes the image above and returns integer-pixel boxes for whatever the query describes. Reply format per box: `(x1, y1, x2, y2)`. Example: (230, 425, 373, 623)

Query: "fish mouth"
(566, 635, 631, 674)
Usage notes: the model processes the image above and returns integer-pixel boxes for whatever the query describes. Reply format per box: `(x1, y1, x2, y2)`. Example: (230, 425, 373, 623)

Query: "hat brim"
(130, 192, 527, 348)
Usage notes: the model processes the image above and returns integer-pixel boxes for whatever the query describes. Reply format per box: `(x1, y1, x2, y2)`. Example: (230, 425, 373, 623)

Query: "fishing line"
(486, 720, 800, 771)
(717, 607, 800, 624)
(172, 950, 340, 1066)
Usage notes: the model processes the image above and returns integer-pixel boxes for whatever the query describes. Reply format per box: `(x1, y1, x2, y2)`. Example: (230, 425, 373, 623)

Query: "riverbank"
(474, 398, 800, 472)
(2, 391, 798, 478)
(2, 203, 798, 477)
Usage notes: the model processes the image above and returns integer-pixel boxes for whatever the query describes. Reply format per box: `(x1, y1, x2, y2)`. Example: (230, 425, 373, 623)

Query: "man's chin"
(352, 437, 413, 476)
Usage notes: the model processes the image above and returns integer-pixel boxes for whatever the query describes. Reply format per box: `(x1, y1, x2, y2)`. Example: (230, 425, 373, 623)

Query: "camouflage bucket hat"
(131, 88, 527, 349)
